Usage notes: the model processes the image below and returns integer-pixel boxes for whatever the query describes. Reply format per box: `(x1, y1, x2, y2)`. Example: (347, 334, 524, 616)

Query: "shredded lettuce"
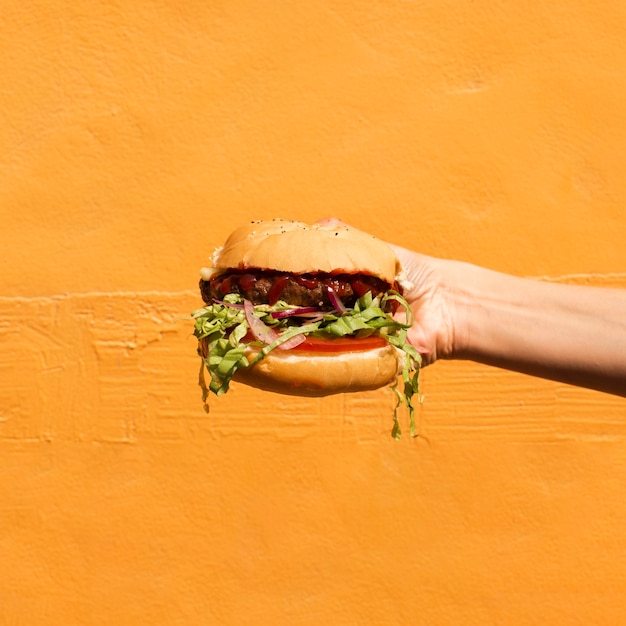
(192, 291, 422, 439)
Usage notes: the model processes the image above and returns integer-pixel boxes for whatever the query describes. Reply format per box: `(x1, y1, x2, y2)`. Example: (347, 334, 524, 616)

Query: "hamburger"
(191, 219, 422, 438)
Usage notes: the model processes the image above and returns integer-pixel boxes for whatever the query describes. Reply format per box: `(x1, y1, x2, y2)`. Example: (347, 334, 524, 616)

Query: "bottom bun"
(233, 344, 404, 397)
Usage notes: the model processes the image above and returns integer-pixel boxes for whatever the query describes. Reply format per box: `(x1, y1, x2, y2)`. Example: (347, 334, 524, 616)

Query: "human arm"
(391, 243, 626, 397)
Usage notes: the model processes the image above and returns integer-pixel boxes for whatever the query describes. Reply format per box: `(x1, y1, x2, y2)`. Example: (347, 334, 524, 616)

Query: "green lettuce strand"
(387, 328, 422, 438)
(198, 360, 210, 413)
(229, 322, 248, 346)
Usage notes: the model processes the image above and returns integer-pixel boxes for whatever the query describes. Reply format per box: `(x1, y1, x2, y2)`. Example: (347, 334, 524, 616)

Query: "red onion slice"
(244, 300, 308, 350)
(327, 285, 347, 314)
(277, 333, 307, 350)
(212, 298, 244, 309)
(244, 299, 278, 344)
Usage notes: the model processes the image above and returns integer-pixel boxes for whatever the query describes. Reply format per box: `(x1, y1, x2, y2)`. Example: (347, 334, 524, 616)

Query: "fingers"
(315, 216, 350, 228)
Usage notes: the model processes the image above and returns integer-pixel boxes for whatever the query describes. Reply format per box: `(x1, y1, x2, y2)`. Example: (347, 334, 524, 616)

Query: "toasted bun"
(213, 219, 400, 285)
(233, 343, 404, 397)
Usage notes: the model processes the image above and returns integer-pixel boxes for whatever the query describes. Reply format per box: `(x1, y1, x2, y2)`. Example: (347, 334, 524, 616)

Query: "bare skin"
(319, 218, 626, 397)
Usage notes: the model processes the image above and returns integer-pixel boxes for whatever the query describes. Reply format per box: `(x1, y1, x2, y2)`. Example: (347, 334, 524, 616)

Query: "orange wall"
(2, 2, 626, 624)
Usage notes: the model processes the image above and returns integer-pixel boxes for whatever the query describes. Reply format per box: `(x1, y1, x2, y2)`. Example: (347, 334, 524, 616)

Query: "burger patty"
(201, 270, 394, 309)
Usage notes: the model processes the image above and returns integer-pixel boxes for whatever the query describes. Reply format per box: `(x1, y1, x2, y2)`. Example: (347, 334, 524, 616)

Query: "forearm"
(441, 261, 626, 397)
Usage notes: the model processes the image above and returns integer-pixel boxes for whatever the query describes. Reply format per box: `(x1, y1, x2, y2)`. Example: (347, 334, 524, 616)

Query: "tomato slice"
(294, 334, 387, 353)
(240, 330, 388, 353)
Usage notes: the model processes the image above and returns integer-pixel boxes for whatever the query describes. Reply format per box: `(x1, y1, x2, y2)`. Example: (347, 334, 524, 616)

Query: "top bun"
(213, 219, 401, 284)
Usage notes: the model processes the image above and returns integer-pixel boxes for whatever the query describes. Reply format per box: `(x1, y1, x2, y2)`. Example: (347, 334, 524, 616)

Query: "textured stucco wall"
(2, 2, 626, 624)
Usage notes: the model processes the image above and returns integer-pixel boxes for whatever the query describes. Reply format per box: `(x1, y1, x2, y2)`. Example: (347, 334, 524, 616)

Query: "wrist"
(435, 260, 511, 361)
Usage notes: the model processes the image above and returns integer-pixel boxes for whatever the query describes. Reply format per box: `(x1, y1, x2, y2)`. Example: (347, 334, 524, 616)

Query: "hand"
(386, 242, 457, 366)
